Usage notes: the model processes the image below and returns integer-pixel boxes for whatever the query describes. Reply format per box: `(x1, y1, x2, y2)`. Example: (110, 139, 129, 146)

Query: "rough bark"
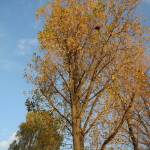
(72, 103, 84, 150)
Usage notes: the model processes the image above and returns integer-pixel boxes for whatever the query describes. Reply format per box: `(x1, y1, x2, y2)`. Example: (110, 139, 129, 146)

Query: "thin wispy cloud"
(17, 38, 38, 56)
(143, 0, 150, 4)
(0, 38, 38, 72)
(0, 33, 5, 39)
(0, 59, 22, 72)
(0, 132, 16, 150)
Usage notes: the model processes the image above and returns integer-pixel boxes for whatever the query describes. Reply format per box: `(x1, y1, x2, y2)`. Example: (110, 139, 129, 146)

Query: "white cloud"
(17, 38, 38, 56)
(0, 132, 16, 150)
(0, 38, 38, 72)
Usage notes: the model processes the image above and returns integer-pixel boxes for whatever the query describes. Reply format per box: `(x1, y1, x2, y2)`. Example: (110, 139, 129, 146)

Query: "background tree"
(124, 74, 150, 150)
(25, 0, 149, 149)
(9, 111, 63, 150)
(104, 69, 150, 150)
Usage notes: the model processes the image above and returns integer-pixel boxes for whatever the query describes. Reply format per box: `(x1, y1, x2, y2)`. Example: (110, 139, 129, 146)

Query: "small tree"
(9, 111, 63, 150)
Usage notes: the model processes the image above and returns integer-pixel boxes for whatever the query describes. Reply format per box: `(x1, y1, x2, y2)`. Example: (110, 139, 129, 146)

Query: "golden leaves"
(27, 1, 150, 149)
(67, 37, 77, 49)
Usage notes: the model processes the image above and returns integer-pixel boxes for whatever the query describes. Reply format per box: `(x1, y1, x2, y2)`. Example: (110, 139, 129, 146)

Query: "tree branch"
(100, 94, 135, 150)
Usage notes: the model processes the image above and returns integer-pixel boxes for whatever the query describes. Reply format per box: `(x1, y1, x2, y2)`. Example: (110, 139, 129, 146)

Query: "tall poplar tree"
(26, 0, 149, 149)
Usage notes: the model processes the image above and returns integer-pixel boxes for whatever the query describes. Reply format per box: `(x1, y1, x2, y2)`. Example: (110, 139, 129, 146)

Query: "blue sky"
(0, 0, 48, 149)
(0, 0, 149, 150)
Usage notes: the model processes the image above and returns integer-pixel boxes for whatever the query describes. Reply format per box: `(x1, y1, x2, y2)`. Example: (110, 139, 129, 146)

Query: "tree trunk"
(72, 125, 84, 150)
(127, 119, 138, 150)
(71, 53, 84, 150)
(72, 103, 84, 150)
(100, 141, 107, 150)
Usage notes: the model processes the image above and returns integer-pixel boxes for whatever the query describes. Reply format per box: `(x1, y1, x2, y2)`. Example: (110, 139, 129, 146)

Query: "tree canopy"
(9, 111, 63, 150)
(24, 0, 150, 149)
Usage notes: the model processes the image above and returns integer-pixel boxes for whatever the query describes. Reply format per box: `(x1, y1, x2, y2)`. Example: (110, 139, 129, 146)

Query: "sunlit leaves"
(9, 112, 63, 150)
(27, 0, 149, 149)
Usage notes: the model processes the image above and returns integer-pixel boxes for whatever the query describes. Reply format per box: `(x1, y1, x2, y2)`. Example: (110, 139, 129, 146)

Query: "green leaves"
(9, 112, 63, 150)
